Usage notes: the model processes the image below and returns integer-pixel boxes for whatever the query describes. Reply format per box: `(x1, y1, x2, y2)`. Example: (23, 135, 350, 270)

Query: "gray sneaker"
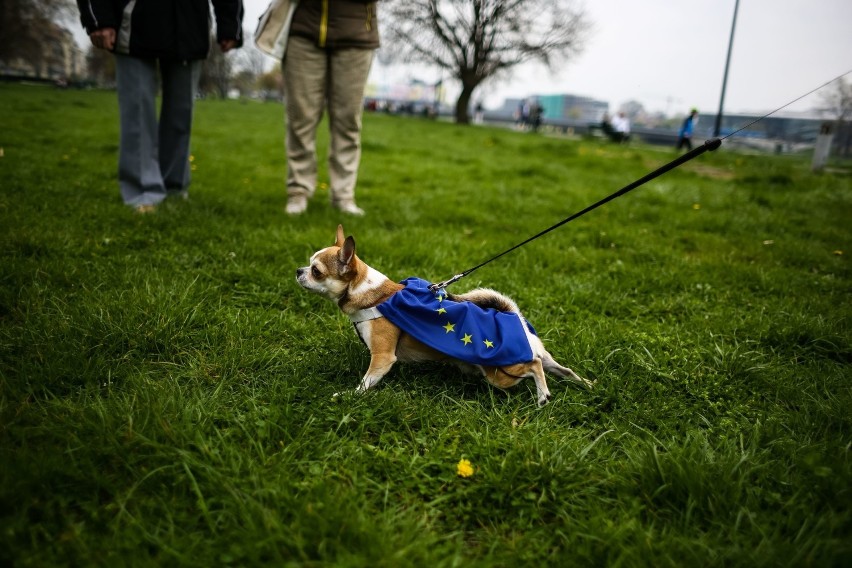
(286, 196, 308, 215)
(334, 201, 365, 216)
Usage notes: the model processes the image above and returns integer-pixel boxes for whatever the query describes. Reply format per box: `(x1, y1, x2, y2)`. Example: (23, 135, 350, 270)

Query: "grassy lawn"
(1, 82, 850, 566)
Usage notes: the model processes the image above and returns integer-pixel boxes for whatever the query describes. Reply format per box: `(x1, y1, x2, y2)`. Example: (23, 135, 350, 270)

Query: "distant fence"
(477, 111, 848, 155)
(0, 74, 55, 85)
(479, 112, 683, 146)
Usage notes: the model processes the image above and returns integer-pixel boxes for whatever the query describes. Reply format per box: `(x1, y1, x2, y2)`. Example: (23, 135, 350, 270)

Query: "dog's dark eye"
(311, 266, 323, 279)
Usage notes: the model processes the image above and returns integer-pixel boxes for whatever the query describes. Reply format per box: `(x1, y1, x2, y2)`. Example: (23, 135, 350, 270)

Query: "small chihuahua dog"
(296, 225, 594, 406)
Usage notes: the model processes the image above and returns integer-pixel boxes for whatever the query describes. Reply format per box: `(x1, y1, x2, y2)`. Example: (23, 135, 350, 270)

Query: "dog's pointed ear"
(334, 225, 345, 247)
(339, 236, 356, 272)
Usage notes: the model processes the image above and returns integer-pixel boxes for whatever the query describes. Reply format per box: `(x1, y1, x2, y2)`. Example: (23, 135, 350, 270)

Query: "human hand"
(89, 28, 116, 51)
(219, 39, 237, 53)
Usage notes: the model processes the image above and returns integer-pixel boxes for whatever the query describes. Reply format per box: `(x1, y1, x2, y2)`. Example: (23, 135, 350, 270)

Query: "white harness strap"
(348, 307, 384, 324)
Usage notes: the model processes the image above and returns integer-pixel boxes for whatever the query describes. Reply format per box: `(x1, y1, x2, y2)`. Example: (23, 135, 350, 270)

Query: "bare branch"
(817, 77, 851, 123)
(382, 0, 590, 123)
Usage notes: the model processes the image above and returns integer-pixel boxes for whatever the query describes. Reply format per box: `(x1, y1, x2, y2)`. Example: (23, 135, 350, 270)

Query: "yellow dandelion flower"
(189, 155, 195, 162)
(833, 250, 843, 256)
(456, 458, 474, 478)
(692, 203, 701, 210)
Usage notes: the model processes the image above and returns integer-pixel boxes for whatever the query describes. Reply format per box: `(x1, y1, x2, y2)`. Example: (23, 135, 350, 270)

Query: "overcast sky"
(237, 0, 851, 115)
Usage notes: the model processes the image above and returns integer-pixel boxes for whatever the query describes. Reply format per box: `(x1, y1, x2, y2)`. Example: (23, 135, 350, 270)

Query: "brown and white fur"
(296, 225, 594, 406)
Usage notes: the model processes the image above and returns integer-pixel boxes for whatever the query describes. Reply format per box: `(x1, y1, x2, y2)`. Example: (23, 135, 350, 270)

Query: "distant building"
(495, 94, 609, 124)
(1, 23, 85, 81)
(44, 25, 86, 80)
(537, 94, 609, 123)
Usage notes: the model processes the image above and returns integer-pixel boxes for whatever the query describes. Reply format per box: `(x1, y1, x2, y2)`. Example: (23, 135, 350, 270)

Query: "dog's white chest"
(353, 320, 373, 348)
(348, 307, 383, 350)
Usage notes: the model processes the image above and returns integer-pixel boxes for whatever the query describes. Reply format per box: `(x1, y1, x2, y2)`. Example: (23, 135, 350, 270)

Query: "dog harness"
(348, 277, 536, 366)
(348, 307, 383, 324)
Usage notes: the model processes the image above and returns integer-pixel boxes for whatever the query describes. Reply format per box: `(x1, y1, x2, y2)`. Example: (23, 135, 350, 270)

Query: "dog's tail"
(448, 288, 520, 314)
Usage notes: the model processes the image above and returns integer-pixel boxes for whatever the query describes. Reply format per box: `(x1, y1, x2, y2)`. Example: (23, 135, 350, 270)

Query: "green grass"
(1, 82, 851, 566)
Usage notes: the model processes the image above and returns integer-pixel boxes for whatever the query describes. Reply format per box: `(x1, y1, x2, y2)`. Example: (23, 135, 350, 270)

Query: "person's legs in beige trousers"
(327, 46, 374, 212)
(283, 37, 325, 213)
(283, 36, 374, 215)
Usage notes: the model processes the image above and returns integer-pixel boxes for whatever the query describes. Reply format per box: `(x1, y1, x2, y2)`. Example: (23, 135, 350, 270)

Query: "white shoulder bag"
(254, 0, 299, 59)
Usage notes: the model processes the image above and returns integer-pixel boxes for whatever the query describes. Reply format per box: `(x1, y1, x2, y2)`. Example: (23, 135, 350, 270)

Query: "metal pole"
(714, 0, 740, 137)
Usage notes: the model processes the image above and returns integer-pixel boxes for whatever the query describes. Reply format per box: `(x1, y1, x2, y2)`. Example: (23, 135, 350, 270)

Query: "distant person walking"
(282, 0, 380, 216)
(515, 99, 529, 130)
(676, 108, 699, 152)
(529, 101, 543, 133)
(76, 0, 244, 213)
(611, 112, 631, 143)
(474, 102, 485, 124)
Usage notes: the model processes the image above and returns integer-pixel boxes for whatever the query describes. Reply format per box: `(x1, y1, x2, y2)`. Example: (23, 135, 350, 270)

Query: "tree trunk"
(454, 84, 476, 124)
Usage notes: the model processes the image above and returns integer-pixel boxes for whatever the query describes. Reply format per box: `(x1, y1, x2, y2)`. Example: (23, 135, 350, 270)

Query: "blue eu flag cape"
(376, 277, 536, 366)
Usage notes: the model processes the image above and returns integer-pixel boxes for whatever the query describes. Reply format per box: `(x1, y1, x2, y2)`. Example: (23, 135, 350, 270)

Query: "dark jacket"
(289, 0, 379, 50)
(76, 0, 244, 60)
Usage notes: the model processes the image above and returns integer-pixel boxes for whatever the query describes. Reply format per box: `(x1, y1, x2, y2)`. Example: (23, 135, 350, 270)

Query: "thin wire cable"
(721, 69, 851, 141)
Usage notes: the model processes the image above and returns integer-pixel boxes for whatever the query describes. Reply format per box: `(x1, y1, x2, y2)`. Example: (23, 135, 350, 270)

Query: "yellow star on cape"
(435, 294, 444, 303)
(443, 322, 455, 333)
(436, 307, 447, 315)
(461, 333, 473, 345)
(483, 339, 494, 348)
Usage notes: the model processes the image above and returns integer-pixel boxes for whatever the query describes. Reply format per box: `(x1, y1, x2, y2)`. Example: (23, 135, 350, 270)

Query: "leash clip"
(429, 273, 464, 292)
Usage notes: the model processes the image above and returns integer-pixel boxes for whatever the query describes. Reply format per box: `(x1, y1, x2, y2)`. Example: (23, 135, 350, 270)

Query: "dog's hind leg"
(483, 366, 524, 389)
(529, 359, 551, 406)
(493, 361, 551, 406)
(541, 351, 595, 390)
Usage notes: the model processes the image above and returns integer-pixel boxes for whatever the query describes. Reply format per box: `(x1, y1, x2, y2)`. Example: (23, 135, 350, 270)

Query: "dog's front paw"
(537, 393, 551, 407)
(332, 391, 354, 401)
(333, 388, 364, 400)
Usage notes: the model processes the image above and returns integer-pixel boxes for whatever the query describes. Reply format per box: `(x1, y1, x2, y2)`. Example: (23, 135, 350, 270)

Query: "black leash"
(430, 137, 721, 291)
(430, 70, 851, 292)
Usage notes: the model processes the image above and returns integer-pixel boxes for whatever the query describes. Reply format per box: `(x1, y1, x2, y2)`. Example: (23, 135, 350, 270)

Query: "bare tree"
(199, 37, 235, 98)
(86, 45, 115, 86)
(199, 29, 267, 99)
(818, 77, 851, 122)
(235, 42, 268, 83)
(382, 0, 590, 123)
(226, 42, 268, 96)
(818, 77, 852, 157)
(257, 69, 284, 100)
(618, 100, 645, 121)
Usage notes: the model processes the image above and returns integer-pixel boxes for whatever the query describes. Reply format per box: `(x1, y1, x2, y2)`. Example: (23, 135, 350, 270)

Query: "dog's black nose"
(296, 268, 304, 277)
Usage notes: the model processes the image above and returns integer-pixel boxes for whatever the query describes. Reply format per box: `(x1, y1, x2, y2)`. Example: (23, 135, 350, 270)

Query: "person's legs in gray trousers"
(115, 55, 200, 207)
(159, 59, 201, 198)
(116, 54, 162, 206)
